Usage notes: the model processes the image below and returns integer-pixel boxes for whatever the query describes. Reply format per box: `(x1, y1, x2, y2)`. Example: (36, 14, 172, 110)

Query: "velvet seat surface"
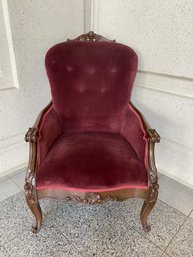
(36, 132, 148, 191)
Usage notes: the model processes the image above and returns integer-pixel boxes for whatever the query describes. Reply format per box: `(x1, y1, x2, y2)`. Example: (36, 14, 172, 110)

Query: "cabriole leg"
(26, 199, 43, 233)
(24, 179, 43, 234)
(140, 184, 158, 232)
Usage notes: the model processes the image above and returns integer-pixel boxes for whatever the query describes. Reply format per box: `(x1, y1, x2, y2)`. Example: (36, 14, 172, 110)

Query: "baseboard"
(0, 162, 27, 180)
(0, 133, 28, 178)
(158, 168, 193, 190)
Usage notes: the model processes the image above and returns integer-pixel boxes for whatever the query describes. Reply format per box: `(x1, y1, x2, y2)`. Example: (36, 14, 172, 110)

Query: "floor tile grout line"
(116, 199, 187, 253)
(43, 212, 72, 242)
(157, 198, 189, 217)
(163, 214, 189, 254)
(104, 196, 189, 222)
(105, 202, 166, 254)
(2, 196, 80, 253)
(2, 210, 84, 257)
(7, 168, 27, 180)
(188, 208, 193, 220)
(1, 202, 189, 257)
(1, 189, 191, 256)
(0, 187, 22, 204)
(43, 212, 87, 256)
(103, 199, 168, 253)
(9, 175, 24, 191)
(1, 226, 27, 246)
(43, 205, 119, 257)
(129, 222, 166, 254)
(161, 252, 171, 257)
(47, 212, 111, 255)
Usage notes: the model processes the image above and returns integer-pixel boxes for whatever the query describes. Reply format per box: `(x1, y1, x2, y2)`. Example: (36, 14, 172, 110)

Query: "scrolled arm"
(25, 128, 38, 143)
(25, 101, 62, 174)
(128, 102, 160, 184)
(24, 102, 57, 205)
(25, 101, 53, 142)
(146, 129, 160, 144)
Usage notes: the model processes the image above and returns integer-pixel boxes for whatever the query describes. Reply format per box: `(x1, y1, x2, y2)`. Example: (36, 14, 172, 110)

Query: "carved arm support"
(25, 100, 63, 170)
(24, 102, 54, 204)
(128, 102, 160, 184)
(25, 101, 53, 172)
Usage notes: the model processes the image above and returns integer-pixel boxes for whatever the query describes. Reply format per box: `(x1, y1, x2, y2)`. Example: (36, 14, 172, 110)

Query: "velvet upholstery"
(121, 103, 147, 164)
(36, 132, 148, 191)
(36, 40, 148, 192)
(45, 41, 138, 133)
(38, 106, 62, 165)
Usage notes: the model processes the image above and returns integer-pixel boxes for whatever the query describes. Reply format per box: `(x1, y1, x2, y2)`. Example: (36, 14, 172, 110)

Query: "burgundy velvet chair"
(24, 31, 160, 233)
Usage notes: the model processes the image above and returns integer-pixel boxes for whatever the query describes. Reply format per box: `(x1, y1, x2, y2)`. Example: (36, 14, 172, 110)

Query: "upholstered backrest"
(45, 41, 138, 133)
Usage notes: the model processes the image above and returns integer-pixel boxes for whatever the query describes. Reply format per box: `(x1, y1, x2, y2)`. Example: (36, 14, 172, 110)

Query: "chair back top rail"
(67, 31, 116, 42)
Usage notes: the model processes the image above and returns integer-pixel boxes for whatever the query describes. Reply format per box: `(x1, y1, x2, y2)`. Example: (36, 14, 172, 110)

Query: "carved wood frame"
(24, 31, 160, 233)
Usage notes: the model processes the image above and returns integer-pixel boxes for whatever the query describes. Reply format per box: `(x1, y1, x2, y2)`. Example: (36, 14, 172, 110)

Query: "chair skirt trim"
(37, 187, 149, 203)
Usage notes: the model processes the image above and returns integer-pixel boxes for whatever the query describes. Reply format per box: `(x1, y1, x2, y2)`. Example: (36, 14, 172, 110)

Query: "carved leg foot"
(25, 175, 43, 233)
(140, 201, 152, 232)
(140, 192, 158, 232)
(28, 200, 43, 234)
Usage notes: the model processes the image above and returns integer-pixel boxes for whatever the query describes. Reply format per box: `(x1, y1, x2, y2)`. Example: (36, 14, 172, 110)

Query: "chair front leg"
(25, 128, 42, 233)
(140, 183, 159, 232)
(140, 129, 160, 232)
(24, 168, 42, 233)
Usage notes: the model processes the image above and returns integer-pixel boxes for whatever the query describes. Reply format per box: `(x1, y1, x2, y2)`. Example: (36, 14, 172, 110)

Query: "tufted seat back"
(45, 41, 138, 134)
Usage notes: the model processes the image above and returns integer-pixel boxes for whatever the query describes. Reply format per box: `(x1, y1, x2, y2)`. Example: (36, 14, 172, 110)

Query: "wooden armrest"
(24, 101, 53, 181)
(129, 101, 160, 143)
(25, 128, 38, 143)
(25, 101, 53, 142)
(146, 129, 160, 143)
(129, 101, 160, 187)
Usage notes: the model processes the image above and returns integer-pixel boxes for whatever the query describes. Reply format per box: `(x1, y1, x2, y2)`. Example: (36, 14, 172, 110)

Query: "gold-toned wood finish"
(25, 33, 160, 234)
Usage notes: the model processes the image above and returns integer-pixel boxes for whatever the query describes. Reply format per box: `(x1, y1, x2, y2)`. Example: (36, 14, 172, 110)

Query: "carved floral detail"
(24, 168, 36, 206)
(148, 182, 159, 203)
(146, 129, 160, 206)
(25, 128, 38, 143)
(147, 129, 160, 143)
(66, 193, 117, 205)
(68, 31, 115, 42)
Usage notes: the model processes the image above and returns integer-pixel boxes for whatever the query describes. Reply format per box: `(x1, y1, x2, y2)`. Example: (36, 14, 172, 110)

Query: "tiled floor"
(0, 169, 193, 256)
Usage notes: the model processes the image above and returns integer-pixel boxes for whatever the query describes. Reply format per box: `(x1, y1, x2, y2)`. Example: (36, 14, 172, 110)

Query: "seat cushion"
(36, 132, 148, 192)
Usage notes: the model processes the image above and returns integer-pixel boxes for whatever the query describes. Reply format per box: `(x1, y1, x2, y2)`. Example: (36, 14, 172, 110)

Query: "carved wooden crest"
(68, 31, 115, 42)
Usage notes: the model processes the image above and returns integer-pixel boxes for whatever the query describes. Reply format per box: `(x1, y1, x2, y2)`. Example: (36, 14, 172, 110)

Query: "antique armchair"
(24, 31, 160, 234)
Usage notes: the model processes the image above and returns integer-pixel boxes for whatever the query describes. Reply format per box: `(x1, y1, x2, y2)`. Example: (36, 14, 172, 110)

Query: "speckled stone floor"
(0, 169, 193, 257)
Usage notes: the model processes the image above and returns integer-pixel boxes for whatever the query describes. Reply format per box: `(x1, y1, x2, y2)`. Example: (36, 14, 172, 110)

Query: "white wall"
(0, 0, 84, 177)
(92, 0, 193, 188)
